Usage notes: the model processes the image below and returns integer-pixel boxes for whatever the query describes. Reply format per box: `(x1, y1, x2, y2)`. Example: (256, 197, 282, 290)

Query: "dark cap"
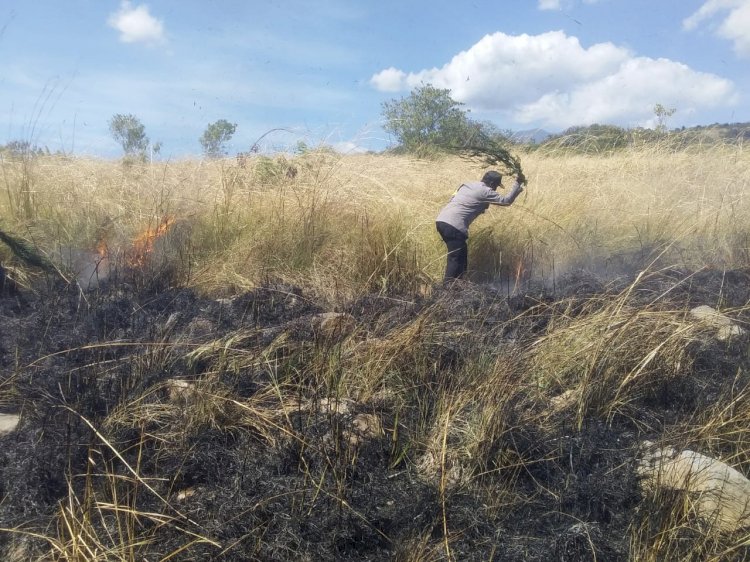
(481, 170, 503, 189)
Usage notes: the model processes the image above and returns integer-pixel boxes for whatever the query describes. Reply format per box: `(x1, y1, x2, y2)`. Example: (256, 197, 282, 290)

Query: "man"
(435, 170, 525, 281)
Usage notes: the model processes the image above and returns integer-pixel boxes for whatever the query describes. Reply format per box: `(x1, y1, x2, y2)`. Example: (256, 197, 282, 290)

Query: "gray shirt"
(436, 180, 524, 235)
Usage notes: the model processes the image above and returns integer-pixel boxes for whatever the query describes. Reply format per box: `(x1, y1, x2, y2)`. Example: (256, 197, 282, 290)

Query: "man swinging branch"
(435, 170, 525, 281)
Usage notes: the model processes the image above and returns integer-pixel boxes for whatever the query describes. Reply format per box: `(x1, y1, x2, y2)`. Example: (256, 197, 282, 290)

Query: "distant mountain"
(510, 128, 553, 144)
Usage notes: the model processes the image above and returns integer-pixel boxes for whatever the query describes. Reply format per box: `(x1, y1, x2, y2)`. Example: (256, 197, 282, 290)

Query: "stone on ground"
(690, 305, 747, 341)
(638, 441, 750, 532)
(0, 413, 20, 436)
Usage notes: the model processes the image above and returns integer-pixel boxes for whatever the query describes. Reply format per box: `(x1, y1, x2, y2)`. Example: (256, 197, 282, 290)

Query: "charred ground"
(1, 266, 750, 561)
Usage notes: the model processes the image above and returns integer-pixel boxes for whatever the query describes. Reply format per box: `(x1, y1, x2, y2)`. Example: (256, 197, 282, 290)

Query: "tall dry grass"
(1, 143, 748, 300)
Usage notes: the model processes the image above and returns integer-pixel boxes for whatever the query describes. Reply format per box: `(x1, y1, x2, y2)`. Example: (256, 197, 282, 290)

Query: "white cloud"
(369, 67, 408, 92)
(538, 0, 562, 10)
(332, 141, 368, 154)
(684, 0, 750, 58)
(514, 58, 737, 128)
(107, 1, 165, 45)
(683, 0, 738, 29)
(370, 31, 737, 129)
(538, 0, 602, 10)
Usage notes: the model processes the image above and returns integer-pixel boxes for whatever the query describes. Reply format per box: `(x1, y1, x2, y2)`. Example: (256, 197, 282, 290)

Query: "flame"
(512, 259, 525, 294)
(127, 216, 175, 266)
(96, 238, 108, 258)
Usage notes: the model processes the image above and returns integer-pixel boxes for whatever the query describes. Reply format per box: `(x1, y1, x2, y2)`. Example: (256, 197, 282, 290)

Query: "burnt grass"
(1, 266, 750, 561)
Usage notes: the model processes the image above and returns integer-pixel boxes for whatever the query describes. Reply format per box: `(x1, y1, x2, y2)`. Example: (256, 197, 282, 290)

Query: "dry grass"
(1, 144, 748, 300)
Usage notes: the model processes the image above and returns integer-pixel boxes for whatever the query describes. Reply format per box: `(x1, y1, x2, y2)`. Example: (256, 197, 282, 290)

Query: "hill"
(532, 121, 750, 153)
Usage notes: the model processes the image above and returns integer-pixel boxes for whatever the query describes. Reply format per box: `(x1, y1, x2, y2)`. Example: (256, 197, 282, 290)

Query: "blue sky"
(1, 0, 748, 158)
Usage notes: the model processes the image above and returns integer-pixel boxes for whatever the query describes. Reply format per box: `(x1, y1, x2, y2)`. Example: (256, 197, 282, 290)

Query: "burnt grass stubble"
(0, 261, 749, 561)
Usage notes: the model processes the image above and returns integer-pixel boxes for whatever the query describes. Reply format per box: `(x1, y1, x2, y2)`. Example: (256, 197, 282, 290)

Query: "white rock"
(416, 450, 466, 490)
(639, 441, 750, 532)
(690, 305, 747, 341)
(0, 413, 20, 436)
(318, 397, 354, 415)
(166, 379, 197, 402)
(691, 305, 734, 327)
(718, 324, 746, 342)
(176, 488, 196, 501)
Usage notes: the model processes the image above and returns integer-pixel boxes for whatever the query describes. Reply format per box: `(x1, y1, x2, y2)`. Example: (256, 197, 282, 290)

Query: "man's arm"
(490, 175, 525, 206)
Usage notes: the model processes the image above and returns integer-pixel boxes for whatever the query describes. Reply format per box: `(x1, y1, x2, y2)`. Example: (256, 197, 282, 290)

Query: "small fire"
(127, 216, 175, 267)
(512, 259, 525, 294)
(96, 238, 108, 259)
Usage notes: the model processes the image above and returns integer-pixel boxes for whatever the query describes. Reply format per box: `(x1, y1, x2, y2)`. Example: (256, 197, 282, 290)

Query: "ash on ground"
(1, 266, 749, 561)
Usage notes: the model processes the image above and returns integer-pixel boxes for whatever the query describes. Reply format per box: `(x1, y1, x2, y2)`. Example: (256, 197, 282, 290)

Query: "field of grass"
(3, 143, 750, 296)
(1, 144, 750, 560)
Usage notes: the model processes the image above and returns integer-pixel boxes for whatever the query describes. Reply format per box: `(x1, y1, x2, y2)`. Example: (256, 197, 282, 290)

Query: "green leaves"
(381, 84, 524, 178)
(108, 114, 150, 159)
(450, 127, 524, 179)
(200, 119, 238, 158)
(381, 84, 471, 154)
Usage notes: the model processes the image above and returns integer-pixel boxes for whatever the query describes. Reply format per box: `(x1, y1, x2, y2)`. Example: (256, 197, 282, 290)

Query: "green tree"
(381, 84, 474, 154)
(200, 119, 237, 158)
(108, 114, 150, 159)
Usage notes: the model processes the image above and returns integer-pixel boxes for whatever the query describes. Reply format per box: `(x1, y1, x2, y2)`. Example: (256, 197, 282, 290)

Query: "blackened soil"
(1, 268, 749, 560)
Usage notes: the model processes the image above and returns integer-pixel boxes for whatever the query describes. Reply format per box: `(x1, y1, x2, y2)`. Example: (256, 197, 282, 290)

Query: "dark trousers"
(436, 221, 468, 280)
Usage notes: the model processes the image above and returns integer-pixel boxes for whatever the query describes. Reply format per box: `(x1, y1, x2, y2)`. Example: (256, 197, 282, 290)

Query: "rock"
(176, 488, 196, 501)
(318, 397, 354, 415)
(718, 324, 746, 342)
(415, 450, 467, 490)
(0, 413, 20, 436)
(638, 441, 750, 532)
(166, 379, 197, 402)
(690, 305, 747, 341)
(691, 305, 734, 327)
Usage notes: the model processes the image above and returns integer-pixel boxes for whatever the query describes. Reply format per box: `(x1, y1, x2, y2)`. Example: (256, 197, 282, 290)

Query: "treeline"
(536, 122, 750, 154)
(2, 85, 748, 161)
(0, 140, 62, 159)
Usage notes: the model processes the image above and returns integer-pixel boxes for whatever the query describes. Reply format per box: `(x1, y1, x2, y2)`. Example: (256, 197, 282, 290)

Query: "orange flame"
(512, 259, 525, 294)
(127, 216, 175, 266)
(96, 239, 108, 258)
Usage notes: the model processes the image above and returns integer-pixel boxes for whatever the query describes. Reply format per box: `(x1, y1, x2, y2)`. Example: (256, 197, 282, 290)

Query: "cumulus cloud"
(684, 0, 750, 58)
(107, 1, 165, 45)
(369, 67, 407, 92)
(369, 31, 737, 129)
